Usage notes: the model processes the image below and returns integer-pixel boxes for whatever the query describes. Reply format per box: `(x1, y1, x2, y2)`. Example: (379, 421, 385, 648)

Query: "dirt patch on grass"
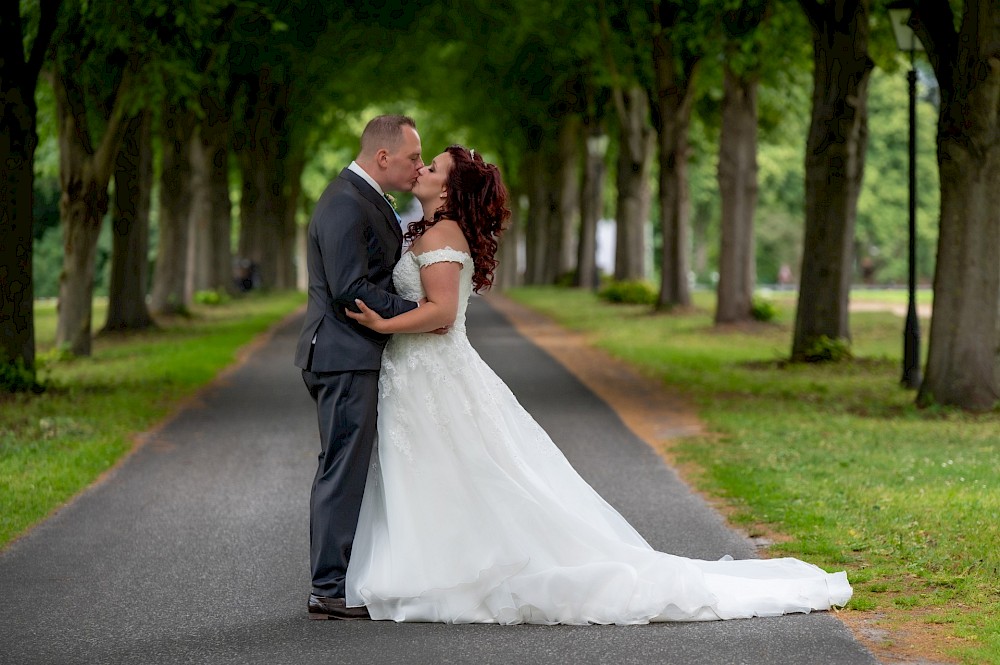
(839, 608, 968, 664)
(484, 291, 965, 665)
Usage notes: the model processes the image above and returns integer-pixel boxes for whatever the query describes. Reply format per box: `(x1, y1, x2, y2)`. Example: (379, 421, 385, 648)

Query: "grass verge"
(507, 286, 998, 665)
(0, 291, 305, 550)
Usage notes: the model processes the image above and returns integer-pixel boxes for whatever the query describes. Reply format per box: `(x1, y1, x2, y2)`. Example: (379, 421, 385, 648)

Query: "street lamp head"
(887, 1, 925, 52)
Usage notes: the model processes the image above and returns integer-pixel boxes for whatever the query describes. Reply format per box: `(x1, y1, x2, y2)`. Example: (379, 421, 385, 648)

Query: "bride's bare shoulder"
(413, 218, 470, 254)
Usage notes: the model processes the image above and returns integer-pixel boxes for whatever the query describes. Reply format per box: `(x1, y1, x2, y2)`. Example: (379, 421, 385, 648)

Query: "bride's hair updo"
(404, 145, 510, 292)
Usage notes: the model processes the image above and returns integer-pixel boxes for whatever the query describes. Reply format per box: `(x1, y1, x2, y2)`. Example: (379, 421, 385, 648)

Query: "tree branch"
(93, 67, 134, 185)
(1, 1, 26, 75)
(596, 0, 628, 125)
(51, 68, 96, 158)
(911, 0, 958, 88)
(26, 0, 60, 84)
(795, 0, 823, 34)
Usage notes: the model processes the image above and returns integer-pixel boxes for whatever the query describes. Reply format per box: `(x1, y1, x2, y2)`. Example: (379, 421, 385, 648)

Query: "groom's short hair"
(359, 115, 417, 156)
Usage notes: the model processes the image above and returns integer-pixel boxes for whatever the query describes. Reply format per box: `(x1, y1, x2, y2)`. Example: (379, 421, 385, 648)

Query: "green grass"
(507, 286, 999, 665)
(760, 286, 934, 305)
(0, 291, 305, 549)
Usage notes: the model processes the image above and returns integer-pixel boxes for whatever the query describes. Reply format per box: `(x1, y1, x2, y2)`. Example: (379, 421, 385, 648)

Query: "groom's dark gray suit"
(295, 166, 417, 598)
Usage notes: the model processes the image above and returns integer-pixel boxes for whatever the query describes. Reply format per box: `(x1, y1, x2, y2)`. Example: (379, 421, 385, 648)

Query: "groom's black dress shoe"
(307, 594, 370, 620)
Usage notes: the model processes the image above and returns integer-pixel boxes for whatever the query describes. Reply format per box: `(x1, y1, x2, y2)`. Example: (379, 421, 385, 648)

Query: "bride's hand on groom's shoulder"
(345, 299, 386, 333)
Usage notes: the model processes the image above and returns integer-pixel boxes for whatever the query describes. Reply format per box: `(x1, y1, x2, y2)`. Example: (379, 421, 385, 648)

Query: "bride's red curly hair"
(404, 145, 510, 292)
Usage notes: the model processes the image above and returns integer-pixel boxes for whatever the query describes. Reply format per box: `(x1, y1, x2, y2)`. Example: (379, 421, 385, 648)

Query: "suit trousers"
(302, 368, 379, 597)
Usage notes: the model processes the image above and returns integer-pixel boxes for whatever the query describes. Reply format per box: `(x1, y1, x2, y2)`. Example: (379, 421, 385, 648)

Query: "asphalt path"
(0, 297, 877, 665)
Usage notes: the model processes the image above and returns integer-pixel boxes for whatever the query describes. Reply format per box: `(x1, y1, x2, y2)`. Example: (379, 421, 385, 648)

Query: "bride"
(344, 145, 852, 624)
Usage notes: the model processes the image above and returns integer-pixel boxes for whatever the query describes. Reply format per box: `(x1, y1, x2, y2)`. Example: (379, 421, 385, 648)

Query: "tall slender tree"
(714, 0, 771, 324)
(791, 0, 875, 361)
(103, 111, 154, 332)
(648, 1, 707, 308)
(576, 79, 610, 289)
(0, 0, 60, 383)
(150, 99, 197, 315)
(599, 1, 655, 282)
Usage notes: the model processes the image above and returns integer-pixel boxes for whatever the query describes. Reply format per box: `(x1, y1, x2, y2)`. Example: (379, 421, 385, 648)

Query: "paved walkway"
(0, 297, 877, 665)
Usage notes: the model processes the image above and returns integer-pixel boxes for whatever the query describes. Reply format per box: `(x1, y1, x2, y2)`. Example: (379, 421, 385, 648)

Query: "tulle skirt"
(345, 331, 851, 624)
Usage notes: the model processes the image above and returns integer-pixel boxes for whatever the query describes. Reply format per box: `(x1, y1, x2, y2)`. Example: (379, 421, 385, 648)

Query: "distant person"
(294, 115, 423, 620)
(778, 263, 793, 287)
(342, 145, 852, 623)
(234, 258, 253, 292)
(860, 257, 876, 285)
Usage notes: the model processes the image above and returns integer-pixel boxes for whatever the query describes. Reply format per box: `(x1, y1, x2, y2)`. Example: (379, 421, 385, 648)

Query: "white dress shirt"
(348, 161, 386, 197)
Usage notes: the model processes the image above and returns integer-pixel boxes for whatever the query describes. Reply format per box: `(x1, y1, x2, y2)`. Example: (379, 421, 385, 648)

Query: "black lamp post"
(888, 2, 923, 389)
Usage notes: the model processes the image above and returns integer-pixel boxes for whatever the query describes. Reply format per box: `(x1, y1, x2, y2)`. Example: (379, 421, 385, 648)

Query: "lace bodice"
(392, 248, 474, 332)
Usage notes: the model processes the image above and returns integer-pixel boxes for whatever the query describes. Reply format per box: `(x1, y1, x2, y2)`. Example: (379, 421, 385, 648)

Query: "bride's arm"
(345, 261, 461, 334)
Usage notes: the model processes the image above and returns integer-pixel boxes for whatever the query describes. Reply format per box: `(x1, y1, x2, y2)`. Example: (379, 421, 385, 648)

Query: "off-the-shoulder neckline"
(408, 246, 472, 261)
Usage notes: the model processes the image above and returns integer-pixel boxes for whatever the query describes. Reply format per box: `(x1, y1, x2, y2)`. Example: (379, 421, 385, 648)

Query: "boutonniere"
(384, 193, 397, 210)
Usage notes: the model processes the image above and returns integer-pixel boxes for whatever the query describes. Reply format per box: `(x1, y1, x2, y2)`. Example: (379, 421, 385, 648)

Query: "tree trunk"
(576, 123, 608, 290)
(237, 149, 286, 289)
(613, 86, 654, 281)
(52, 71, 129, 356)
(296, 220, 308, 291)
(521, 144, 567, 285)
(495, 178, 523, 290)
(55, 179, 109, 355)
(276, 149, 305, 290)
(522, 151, 548, 284)
(0, 0, 58, 380)
(207, 132, 234, 294)
(791, 0, 873, 361)
(715, 64, 759, 324)
(235, 73, 291, 290)
(915, 0, 1000, 410)
(150, 101, 197, 315)
(0, 91, 39, 373)
(650, 14, 700, 309)
(198, 89, 234, 294)
(552, 117, 580, 280)
(103, 111, 154, 333)
(188, 125, 212, 300)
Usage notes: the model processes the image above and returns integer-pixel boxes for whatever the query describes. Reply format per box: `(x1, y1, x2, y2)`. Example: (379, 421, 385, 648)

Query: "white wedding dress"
(345, 248, 852, 624)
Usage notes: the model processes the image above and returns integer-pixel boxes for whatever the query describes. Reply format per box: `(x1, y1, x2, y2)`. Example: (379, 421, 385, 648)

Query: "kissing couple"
(294, 115, 852, 624)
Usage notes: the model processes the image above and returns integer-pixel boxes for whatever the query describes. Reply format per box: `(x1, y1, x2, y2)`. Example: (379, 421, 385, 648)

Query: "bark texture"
(576, 122, 608, 290)
(612, 86, 654, 281)
(150, 102, 196, 315)
(716, 64, 760, 324)
(495, 181, 523, 291)
(1, 87, 39, 372)
(791, 0, 873, 361)
(523, 149, 561, 284)
(103, 111, 154, 332)
(52, 69, 130, 356)
(914, 0, 1000, 410)
(552, 118, 580, 280)
(235, 70, 291, 290)
(650, 2, 701, 309)
(0, 0, 57, 377)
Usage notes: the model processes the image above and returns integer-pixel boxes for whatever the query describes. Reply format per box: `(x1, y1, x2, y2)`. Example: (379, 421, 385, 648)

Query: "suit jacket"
(294, 168, 417, 372)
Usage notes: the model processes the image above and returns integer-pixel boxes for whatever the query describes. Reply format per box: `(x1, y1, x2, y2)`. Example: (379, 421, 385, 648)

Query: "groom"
(295, 115, 422, 620)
